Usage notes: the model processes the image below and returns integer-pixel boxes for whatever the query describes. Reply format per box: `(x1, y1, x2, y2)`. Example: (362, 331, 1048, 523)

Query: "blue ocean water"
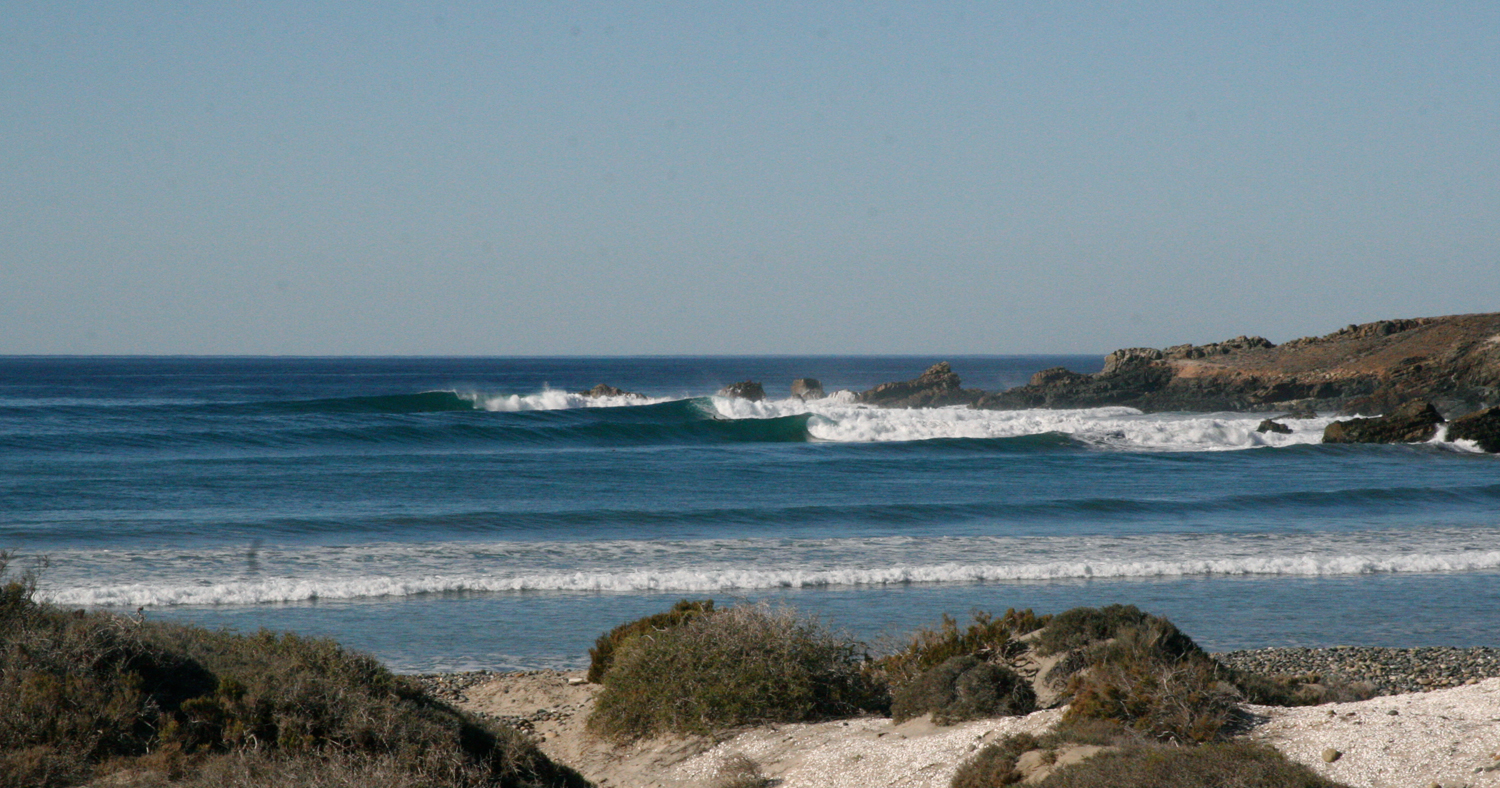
(3, 356, 1498, 672)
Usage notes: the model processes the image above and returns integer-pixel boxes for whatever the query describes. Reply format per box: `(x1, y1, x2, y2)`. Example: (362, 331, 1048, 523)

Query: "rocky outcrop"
(1257, 419, 1292, 435)
(577, 383, 643, 399)
(855, 362, 985, 408)
(718, 381, 766, 402)
(790, 378, 825, 401)
(1446, 406, 1500, 452)
(1323, 401, 1445, 444)
(975, 313, 1500, 415)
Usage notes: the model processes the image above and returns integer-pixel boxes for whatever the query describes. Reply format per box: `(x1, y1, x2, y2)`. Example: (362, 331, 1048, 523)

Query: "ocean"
(3, 355, 1497, 673)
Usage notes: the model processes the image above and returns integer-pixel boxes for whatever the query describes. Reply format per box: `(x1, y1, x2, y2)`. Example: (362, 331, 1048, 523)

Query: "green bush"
(0, 551, 586, 788)
(890, 655, 1036, 724)
(586, 603, 884, 741)
(878, 609, 1048, 689)
(586, 598, 714, 683)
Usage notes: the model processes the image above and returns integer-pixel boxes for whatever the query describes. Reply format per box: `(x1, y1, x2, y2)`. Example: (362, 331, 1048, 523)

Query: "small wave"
(45, 549, 1500, 608)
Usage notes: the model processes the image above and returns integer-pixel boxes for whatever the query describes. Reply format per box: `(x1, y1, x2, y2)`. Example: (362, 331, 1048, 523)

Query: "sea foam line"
(43, 550, 1500, 608)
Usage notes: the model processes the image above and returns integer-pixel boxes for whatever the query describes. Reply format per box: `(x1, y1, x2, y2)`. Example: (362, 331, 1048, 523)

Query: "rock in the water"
(1446, 406, 1500, 452)
(718, 381, 766, 402)
(1257, 419, 1293, 435)
(1323, 401, 1445, 444)
(578, 383, 641, 399)
(855, 362, 984, 408)
(790, 378, 825, 401)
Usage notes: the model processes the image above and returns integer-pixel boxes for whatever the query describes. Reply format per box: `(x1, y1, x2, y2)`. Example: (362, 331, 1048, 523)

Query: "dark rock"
(855, 362, 985, 408)
(578, 383, 641, 399)
(1323, 401, 1445, 444)
(1257, 419, 1293, 435)
(1446, 406, 1500, 452)
(790, 378, 825, 401)
(717, 381, 766, 402)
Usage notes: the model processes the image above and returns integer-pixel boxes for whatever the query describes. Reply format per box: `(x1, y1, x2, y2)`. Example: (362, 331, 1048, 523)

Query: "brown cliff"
(974, 313, 1500, 415)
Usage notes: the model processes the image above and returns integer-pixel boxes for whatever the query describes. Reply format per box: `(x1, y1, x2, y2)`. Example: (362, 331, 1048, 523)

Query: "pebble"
(1212, 646, 1500, 696)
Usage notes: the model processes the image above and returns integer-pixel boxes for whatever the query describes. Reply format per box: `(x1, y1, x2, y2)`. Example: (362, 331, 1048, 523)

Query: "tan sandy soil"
(454, 671, 1500, 788)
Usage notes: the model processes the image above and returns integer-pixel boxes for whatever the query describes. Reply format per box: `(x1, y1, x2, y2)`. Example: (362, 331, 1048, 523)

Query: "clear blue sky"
(4, 2, 1497, 355)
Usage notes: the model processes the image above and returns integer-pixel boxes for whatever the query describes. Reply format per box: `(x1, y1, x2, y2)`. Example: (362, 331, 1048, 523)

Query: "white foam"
(464, 389, 668, 411)
(711, 397, 1335, 451)
(37, 528, 1500, 608)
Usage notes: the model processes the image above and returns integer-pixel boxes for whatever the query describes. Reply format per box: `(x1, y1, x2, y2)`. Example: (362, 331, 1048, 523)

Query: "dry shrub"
(952, 728, 1350, 788)
(1036, 604, 1199, 660)
(586, 599, 715, 683)
(586, 603, 883, 741)
(948, 732, 1044, 788)
(890, 655, 1036, 724)
(707, 753, 771, 788)
(878, 609, 1048, 689)
(1031, 740, 1351, 788)
(1061, 625, 1239, 744)
(0, 551, 586, 788)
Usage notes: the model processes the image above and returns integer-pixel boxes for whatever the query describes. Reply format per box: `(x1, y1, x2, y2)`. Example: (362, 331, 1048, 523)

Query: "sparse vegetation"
(951, 725, 1351, 788)
(586, 602, 884, 741)
(876, 608, 1048, 689)
(586, 598, 715, 684)
(0, 551, 585, 788)
(707, 753, 771, 788)
(890, 655, 1035, 724)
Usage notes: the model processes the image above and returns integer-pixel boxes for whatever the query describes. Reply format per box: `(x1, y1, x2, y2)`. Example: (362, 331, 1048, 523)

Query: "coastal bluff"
(971, 312, 1500, 416)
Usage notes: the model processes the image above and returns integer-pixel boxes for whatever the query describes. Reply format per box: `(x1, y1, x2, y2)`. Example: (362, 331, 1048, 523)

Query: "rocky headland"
(974, 313, 1500, 416)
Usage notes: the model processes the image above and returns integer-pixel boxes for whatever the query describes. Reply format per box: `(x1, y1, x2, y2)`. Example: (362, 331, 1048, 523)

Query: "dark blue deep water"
(3, 356, 1498, 671)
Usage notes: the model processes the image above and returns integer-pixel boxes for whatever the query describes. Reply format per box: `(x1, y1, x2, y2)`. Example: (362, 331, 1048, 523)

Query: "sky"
(3, 2, 1498, 355)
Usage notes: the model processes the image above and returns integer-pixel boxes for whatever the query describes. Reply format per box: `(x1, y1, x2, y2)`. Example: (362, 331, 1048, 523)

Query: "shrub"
(878, 609, 1048, 689)
(0, 551, 586, 788)
(1031, 740, 1350, 788)
(891, 655, 1036, 724)
(586, 603, 884, 741)
(1036, 604, 1199, 660)
(586, 599, 714, 683)
(949, 732, 1044, 788)
(1060, 625, 1239, 744)
(708, 753, 771, 788)
(952, 729, 1351, 788)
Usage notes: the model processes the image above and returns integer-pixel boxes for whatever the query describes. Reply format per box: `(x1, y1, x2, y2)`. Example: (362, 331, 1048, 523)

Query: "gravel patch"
(1214, 647, 1500, 695)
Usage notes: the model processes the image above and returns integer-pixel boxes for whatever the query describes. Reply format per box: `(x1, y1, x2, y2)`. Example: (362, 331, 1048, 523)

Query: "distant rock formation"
(975, 313, 1500, 416)
(718, 381, 766, 402)
(1322, 401, 1445, 444)
(855, 362, 985, 408)
(790, 378, 825, 401)
(578, 383, 643, 399)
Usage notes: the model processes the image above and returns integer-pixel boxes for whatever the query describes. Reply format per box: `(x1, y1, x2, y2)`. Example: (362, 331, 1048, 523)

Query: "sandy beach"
(420, 670, 1500, 788)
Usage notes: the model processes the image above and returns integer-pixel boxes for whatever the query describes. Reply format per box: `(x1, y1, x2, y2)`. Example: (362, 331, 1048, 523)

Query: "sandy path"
(452, 671, 1500, 788)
